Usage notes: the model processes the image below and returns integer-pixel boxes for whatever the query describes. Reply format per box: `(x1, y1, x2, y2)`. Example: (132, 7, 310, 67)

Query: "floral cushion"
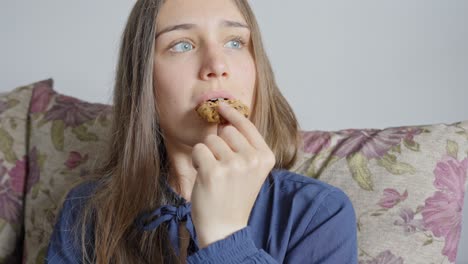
(0, 78, 466, 263)
(0, 79, 112, 264)
(0, 84, 34, 263)
(292, 124, 468, 263)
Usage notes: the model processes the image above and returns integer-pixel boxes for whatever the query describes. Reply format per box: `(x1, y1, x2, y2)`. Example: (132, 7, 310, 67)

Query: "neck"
(166, 143, 197, 203)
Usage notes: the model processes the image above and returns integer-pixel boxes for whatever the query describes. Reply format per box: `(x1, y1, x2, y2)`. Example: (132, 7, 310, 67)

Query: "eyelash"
(229, 36, 247, 46)
(169, 35, 247, 52)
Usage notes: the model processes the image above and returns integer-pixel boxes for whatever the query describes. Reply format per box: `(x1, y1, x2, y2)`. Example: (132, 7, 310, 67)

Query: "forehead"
(156, 0, 246, 28)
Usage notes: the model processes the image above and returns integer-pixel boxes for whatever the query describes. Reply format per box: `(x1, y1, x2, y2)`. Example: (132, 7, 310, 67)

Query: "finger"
(192, 143, 216, 173)
(217, 102, 266, 150)
(204, 134, 234, 161)
(217, 125, 252, 154)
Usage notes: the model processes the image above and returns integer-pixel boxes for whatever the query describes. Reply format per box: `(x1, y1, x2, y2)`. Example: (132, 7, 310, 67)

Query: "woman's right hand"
(190, 102, 275, 248)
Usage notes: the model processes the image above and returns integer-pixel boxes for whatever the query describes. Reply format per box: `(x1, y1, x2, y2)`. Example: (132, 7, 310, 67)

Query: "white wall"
(1, 1, 468, 263)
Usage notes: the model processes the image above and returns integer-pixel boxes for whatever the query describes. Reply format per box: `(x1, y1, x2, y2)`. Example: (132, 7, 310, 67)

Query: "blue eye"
(170, 37, 246, 53)
(225, 39, 244, 49)
(172, 42, 193, 53)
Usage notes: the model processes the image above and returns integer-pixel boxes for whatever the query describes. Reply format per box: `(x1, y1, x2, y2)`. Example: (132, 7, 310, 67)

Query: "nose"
(199, 46, 229, 81)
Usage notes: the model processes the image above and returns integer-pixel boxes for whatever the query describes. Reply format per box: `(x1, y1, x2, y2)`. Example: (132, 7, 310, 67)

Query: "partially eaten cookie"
(196, 98, 250, 124)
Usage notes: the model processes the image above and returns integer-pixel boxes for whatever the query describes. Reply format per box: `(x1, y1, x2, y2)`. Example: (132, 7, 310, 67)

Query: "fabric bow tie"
(135, 203, 199, 255)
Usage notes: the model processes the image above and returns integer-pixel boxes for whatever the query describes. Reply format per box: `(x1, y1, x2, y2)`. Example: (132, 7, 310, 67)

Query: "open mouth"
(207, 98, 229, 103)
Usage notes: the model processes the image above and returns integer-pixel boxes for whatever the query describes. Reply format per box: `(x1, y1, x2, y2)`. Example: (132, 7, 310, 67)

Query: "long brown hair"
(73, 0, 303, 263)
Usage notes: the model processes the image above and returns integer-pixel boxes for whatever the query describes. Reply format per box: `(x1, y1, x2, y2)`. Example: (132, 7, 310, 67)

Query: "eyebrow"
(155, 20, 250, 40)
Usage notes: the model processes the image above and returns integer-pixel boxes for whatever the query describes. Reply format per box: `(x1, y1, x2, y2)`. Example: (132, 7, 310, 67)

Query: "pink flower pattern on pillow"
(377, 188, 408, 209)
(334, 127, 422, 159)
(30, 80, 56, 113)
(44, 95, 111, 128)
(300, 131, 331, 154)
(64, 151, 89, 169)
(0, 160, 21, 222)
(358, 250, 404, 264)
(421, 156, 468, 262)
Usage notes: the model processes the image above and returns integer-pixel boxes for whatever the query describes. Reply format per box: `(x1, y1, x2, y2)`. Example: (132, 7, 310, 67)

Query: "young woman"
(46, 0, 358, 263)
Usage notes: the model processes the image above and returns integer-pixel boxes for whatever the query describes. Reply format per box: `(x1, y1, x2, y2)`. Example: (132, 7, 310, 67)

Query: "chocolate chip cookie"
(196, 98, 250, 124)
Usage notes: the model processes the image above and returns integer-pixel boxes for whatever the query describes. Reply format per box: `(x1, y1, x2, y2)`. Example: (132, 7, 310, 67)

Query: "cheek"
(234, 56, 256, 106)
(154, 59, 184, 89)
(154, 57, 193, 95)
(245, 59, 256, 90)
(153, 62, 191, 117)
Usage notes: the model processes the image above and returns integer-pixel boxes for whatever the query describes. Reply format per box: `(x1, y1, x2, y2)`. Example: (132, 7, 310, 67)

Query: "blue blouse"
(46, 169, 358, 263)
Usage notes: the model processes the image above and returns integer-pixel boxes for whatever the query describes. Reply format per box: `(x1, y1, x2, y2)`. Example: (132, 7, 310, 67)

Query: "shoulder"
(269, 169, 353, 207)
(61, 180, 98, 213)
(66, 180, 98, 200)
(47, 181, 99, 262)
(53, 180, 99, 229)
(267, 169, 357, 249)
(266, 169, 356, 230)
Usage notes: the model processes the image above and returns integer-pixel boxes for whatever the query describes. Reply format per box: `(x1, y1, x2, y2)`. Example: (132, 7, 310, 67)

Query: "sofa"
(0, 78, 467, 263)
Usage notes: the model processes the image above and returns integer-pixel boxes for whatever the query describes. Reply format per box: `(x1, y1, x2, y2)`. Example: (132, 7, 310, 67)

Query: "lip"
(196, 90, 235, 108)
